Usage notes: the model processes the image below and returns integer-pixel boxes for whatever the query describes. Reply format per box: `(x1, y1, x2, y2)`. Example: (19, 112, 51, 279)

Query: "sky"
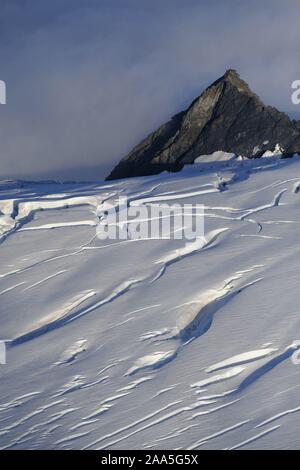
(1, 0, 300, 181)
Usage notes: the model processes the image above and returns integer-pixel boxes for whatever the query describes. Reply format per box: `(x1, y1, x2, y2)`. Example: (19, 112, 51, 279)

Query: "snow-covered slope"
(1, 156, 300, 450)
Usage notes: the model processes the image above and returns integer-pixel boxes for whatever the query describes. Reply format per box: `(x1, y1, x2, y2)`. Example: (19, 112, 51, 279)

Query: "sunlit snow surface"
(1, 156, 300, 449)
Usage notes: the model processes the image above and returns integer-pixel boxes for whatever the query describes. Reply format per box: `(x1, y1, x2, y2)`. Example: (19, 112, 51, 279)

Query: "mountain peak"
(223, 68, 240, 79)
(211, 68, 256, 99)
(106, 71, 300, 180)
(222, 68, 247, 88)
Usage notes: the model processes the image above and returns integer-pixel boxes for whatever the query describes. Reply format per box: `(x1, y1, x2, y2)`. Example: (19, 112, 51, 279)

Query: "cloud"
(0, 0, 300, 181)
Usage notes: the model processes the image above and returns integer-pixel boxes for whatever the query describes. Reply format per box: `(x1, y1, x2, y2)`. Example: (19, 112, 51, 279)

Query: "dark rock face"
(106, 70, 300, 180)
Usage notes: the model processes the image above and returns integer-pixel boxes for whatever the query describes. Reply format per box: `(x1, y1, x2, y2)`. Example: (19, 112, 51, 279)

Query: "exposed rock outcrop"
(107, 69, 300, 180)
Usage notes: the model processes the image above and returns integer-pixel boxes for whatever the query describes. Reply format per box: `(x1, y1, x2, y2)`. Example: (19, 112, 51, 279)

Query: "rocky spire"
(106, 70, 300, 180)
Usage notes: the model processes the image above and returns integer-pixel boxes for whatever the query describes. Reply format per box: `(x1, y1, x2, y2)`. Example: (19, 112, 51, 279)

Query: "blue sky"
(1, 0, 300, 181)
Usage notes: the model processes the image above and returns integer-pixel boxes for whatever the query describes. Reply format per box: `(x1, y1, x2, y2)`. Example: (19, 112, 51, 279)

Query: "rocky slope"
(107, 69, 300, 180)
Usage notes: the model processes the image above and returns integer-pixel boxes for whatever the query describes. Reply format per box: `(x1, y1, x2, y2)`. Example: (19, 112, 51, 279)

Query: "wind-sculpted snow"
(2, 156, 300, 449)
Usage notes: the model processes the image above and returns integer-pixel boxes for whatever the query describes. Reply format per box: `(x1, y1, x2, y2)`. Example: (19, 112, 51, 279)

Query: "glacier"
(1, 155, 300, 449)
